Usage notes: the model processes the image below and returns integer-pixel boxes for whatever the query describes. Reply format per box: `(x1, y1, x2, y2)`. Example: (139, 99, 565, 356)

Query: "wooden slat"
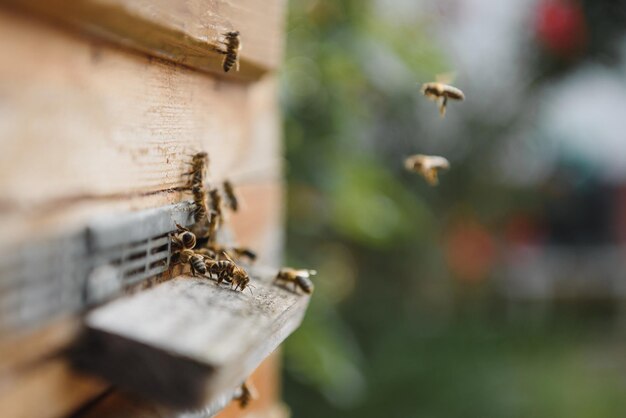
(0, 8, 282, 249)
(79, 352, 284, 418)
(71, 271, 309, 409)
(0, 0, 286, 80)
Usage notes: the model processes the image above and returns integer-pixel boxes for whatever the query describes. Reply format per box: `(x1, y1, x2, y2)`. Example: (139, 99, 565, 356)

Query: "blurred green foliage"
(279, 0, 626, 417)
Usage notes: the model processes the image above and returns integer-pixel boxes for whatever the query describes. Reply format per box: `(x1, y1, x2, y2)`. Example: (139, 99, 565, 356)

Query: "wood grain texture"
(0, 8, 282, 249)
(1, 0, 286, 80)
(71, 272, 309, 409)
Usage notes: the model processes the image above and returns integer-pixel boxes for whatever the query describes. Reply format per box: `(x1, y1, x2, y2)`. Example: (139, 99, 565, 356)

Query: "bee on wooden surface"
(178, 249, 208, 277)
(274, 268, 316, 295)
(234, 381, 258, 409)
(204, 257, 235, 284)
(421, 78, 464, 117)
(220, 31, 242, 73)
(209, 188, 223, 218)
(187, 152, 209, 190)
(222, 180, 239, 212)
(171, 223, 197, 251)
(191, 185, 211, 231)
(206, 208, 220, 243)
(195, 246, 218, 260)
(203, 243, 256, 263)
(224, 253, 253, 293)
(229, 246, 257, 263)
(404, 154, 450, 186)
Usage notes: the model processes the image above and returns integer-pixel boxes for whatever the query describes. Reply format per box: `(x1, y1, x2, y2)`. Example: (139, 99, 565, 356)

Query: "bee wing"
(246, 381, 259, 399)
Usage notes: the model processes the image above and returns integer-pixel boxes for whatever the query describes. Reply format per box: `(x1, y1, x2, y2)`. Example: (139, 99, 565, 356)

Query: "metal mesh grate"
(0, 201, 195, 338)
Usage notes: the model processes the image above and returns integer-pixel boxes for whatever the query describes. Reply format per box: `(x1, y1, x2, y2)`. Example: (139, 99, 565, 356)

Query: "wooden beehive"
(0, 1, 299, 417)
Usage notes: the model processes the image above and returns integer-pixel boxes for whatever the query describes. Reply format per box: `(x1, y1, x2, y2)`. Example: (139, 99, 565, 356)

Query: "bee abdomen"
(223, 55, 236, 72)
(191, 255, 207, 275)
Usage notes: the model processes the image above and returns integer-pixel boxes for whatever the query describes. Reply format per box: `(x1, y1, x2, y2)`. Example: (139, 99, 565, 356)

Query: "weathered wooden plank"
(79, 352, 283, 418)
(71, 270, 309, 409)
(0, 8, 282, 248)
(1, 0, 286, 80)
(0, 7, 281, 205)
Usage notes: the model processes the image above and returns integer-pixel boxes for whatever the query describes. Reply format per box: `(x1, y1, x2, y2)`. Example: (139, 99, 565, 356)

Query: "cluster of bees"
(404, 76, 466, 186)
(171, 151, 316, 297)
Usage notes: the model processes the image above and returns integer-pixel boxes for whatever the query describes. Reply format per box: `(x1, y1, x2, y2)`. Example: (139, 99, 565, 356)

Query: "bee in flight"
(404, 154, 450, 186)
(274, 268, 316, 294)
(220, 31, 242, 73)
(420, 73, 464, 117)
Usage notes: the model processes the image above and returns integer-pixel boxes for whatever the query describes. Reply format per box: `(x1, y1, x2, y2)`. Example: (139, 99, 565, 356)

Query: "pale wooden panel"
(72, 271, 309, 409)
(0, 9, 282, 248)
(0, 358, 107, 418)
(1, 0, 286, 80)
(0, 317, 80, 377)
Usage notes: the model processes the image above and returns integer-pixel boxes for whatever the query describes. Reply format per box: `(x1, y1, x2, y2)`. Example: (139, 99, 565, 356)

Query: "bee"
(421, 79, 464, 117)
(234, 381, 257, 409)
(187, 152, 209, 190)
(204, 257, 234, 284)
(274, 268, 316, 294)
(195, 246, 218, 260)
(209, 188, 223, 218)
(220, 31, 242, 73)
(203, 243, 256, 263)
(205, 256, 252, 293)
(171, 223, 197, 251)
(178, 249, 208, 277)
(191, 185, 211, 232)
(222, 180, 239, 212)
(229, 246, 257, 263)
(404, 154, 450, 186)
(223, 253, 253, 293)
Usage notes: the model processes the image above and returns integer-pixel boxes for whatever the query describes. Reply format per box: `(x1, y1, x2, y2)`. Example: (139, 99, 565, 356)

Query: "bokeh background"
(279, 0, 626, 417)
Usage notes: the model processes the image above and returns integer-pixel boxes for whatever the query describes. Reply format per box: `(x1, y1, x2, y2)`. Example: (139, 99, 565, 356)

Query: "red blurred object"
(444, 219, 496, 284)
(504, 213, 546, 246)
(534, 0, 587, 57)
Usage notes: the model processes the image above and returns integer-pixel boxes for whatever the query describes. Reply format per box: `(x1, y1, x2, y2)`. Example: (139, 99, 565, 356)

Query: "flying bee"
(178, 249, 208, 277)
(421, 75, 464, 117)
(222, 180, 239, 212)
(220, 31, 241, 73)
(404, 154, 450, 186)
(234, 381, 258, 409)
(187, 152, 209, 190)
(171, 223, 197, 250)
(274, 268, 316, 295)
